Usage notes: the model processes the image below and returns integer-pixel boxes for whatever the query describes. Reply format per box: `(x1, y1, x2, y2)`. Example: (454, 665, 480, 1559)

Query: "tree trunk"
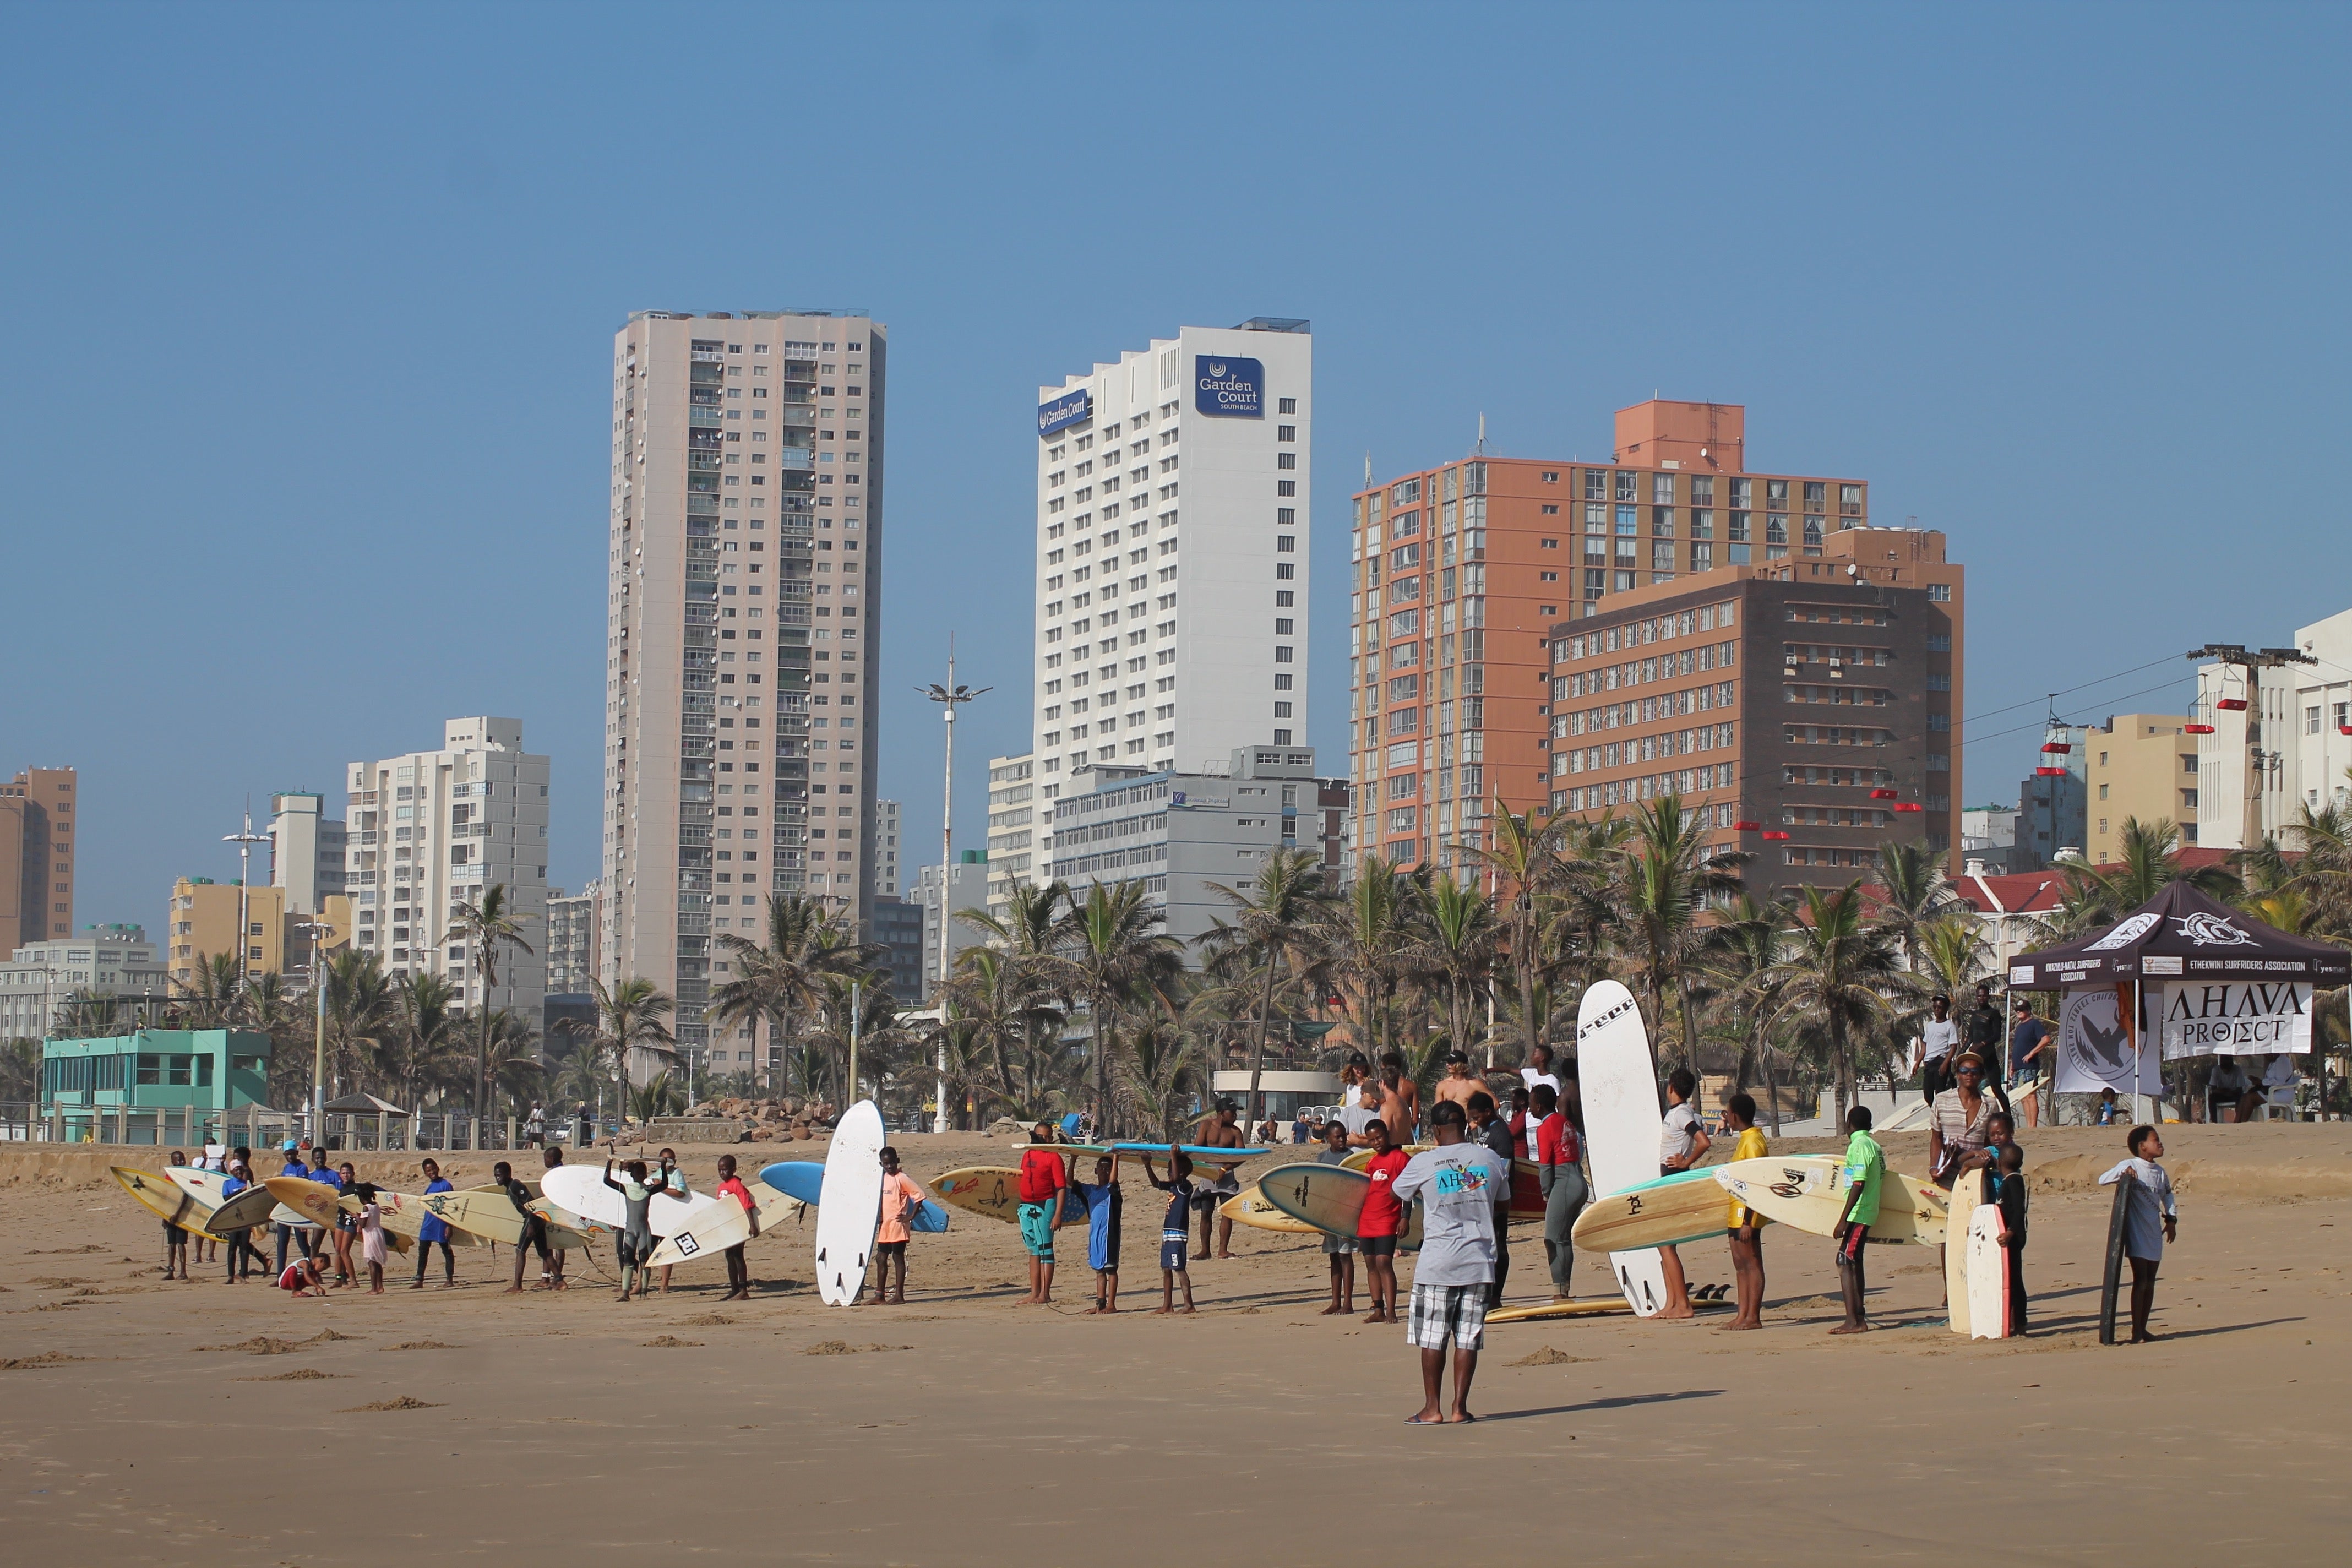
(1758, 1028, 1783, 1137)
(1244, 958, 1279, 1134)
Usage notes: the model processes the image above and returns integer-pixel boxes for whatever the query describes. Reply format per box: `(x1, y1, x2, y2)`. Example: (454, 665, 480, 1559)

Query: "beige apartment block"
(166, 878, 288, 991)
(2084, 714, 2200, 862)
(606, 311, 886, 1076)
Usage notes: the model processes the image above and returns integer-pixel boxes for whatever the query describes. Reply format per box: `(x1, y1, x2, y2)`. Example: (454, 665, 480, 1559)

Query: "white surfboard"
(540, 1162, 721, 1238)
(1576, 980, 1670, 1317)
(1965, 1204, 2009, 1340)
(815, 1101, 885, 1306)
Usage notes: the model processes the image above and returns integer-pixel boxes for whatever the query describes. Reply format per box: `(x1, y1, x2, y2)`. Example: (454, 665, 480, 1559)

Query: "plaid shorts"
(1406, 1282, 1488, 1351)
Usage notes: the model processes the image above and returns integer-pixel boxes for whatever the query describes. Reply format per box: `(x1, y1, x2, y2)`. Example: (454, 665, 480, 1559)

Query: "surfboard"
(931, 1166, 1023, 1224)
(2098, 1169, 2134, 1346)
(337, 1187, 461, 1248)
(1254, 1162, 1424, 1249)
(203, 1180, 286, 1235)
(164, 1165, 236, 1205)
(1221, 1181, 1319, 1233)
(1576, 980, 1670, 1317)
(420, 1188, 595, 1251)
(815, 1100, 885, 1306)
(1483, 1297, 1637, 1324)
(1012, 1141, 1270, 1163)
(1945, 1168, 1983, 1336)
(114, 1166, 227, 1242)
(1569, 1168, 1729, 1253)
(755, 1160, 949, 1234)
(264, 1175, 348, 1232)
(1966, 1204, 2008, 1339)
(1709, 1156, 1950, 1245)
(645, 1179, 806, 1269)
(539, 1163, 720, 1238)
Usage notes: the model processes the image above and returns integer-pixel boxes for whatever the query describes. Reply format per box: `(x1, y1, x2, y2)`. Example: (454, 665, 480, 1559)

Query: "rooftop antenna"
(1474, 413, 1488, 455)
(1363, 450, 1372, 488)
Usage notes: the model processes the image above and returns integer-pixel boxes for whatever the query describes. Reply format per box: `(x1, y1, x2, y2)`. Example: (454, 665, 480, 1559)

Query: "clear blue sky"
(5, 4, 2346, 929)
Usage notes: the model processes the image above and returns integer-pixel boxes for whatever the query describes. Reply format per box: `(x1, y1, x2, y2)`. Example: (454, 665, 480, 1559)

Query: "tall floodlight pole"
(920, 644, 989, 1134)
(224, 799, 272, 992)
(296, 919, 334, 1139)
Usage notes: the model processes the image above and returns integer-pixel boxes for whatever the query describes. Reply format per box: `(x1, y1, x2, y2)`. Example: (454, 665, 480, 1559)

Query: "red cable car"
(1732, 819, 1761, 831)
(2184, 723, 2215, 734)
(2215, 697, 2248, 711)
(1869, 787, 1897, 799)
(1761, 830, 1792, 840)
(1893, 802, 1924, 813)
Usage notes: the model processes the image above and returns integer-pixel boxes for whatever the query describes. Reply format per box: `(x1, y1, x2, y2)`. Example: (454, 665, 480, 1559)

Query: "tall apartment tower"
(345, 718, 549, 1016)
(268, 792, 348, 915)
(1031, 319, 1310, 807)
(1352, 400, 1963, 899)
(605, 311, 885, 1068)
(984, 752, 1036, 922)
(0, 766, 75, 952)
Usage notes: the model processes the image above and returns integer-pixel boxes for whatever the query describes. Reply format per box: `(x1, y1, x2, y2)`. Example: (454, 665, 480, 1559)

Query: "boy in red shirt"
(1018, 1121, 1069, 1306)
(713, 1154, 760, 1302)
(1356, 1118, 1411, 1324)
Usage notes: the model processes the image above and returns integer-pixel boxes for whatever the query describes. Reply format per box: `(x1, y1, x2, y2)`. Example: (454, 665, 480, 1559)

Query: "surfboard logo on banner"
(2175, 911, 2258, 948)
(2087, 912, 2160, 950)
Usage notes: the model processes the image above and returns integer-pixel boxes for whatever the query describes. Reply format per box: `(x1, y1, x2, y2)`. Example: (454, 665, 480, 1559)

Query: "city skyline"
(6, 8, 2346, 928)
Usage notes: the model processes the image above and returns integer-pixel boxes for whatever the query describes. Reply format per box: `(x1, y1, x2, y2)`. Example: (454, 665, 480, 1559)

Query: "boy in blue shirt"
(412, 1157, 458, 1288)
(1070, 1153, 1123, 1314)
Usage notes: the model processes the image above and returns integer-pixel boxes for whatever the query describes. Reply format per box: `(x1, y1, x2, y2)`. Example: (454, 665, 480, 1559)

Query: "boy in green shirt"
(1831, 1106, 1884, 1336)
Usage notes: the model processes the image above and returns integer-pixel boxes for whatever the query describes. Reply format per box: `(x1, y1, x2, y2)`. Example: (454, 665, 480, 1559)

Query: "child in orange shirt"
(867, 1147, 925, 1306)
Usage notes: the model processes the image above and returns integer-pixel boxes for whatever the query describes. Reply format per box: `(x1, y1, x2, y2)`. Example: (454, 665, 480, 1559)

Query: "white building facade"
(345, 717, 549, 1017)
(985, 752, 1035, 922)
(2195, 607, 2352, 850)
(268, 792, 347, 916)
(1031, 319, 1311, 811)
(917, 857, 990, 996)
(603, 311, 886, 1066)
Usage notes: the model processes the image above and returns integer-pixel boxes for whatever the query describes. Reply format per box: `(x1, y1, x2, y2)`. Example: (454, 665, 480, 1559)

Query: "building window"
(1278, 397, 1296, 413)
(1928, 583, 1951, 602)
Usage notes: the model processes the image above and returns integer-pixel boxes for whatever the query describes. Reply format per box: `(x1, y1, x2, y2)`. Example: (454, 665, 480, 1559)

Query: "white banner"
(2054, 987, 2162, 1097)
(2158, 981, 2313, 1060)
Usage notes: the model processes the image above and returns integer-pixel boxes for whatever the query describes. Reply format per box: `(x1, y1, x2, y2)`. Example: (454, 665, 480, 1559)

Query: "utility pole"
(224, 801, 271, 995)
(919, 641, 989, 1133)
(296, 919, 334, 1141)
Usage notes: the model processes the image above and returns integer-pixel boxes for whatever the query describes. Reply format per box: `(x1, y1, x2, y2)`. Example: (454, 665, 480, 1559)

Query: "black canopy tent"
(2011, 883, 2349, 1117)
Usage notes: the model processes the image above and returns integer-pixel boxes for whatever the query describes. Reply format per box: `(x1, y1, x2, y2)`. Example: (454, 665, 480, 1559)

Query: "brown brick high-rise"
(0, 767, 77, 952)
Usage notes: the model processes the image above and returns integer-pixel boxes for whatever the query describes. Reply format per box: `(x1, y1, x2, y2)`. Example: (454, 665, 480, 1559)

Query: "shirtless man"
(1375, 1052, 1421, 1146)
(1193, 1102, 1247, 1260)
(1434, 1052, 1485, 1118)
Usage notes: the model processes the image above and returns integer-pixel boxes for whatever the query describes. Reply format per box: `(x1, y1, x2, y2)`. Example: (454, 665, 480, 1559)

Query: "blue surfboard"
(758, 1161, 949, 1233)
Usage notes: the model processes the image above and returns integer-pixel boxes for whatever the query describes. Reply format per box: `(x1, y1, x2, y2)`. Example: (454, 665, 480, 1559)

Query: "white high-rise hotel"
(605, 311, 885, 1074)
(1031, 319, 1311, 805)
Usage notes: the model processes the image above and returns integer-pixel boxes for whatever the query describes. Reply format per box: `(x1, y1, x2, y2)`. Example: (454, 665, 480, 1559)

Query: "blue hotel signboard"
(1194, 355, 1264, 418)
(1038, 387, 1092, 438)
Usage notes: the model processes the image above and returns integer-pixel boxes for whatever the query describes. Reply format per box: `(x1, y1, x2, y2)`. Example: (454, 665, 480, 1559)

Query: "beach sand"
(2, 1123, 2348, 1565)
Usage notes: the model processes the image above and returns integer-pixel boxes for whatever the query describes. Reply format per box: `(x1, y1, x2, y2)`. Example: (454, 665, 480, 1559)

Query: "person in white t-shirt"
(1519, 1042, 1563, 1103)
(1391, 1100, 1515, 1424)
(1915, 994, 1960, 1100)
(1654, 1068, 1710, 1321)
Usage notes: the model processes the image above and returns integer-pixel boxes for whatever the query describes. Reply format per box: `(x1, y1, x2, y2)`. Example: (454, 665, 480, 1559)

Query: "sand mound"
(802, 1340, 911, 1355)
(200, 1336, 304, 1354)
(682, 1314, 734, 1326)
(384, 1341, 457, 1351)
(1511, 1347, 1596, 1366)
(1, 1352, 89, 1370)
(643, 1335, 704, 1347)
(239, 1368, 340, 1381)
(341, 1396, 439, 1412)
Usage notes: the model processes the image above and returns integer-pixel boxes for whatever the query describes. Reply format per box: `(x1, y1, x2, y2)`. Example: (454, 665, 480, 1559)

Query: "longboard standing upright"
(2098, 1171, 2136, 1346)
(1576, 981, 1670, 1316)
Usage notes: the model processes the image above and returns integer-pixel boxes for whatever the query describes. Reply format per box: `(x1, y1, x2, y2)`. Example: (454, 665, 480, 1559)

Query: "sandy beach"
(3, 1123, 2349, 1565)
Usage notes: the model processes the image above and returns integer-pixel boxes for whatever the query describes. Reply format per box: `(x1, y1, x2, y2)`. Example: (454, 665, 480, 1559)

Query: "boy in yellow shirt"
(1721, 1094, 1768, 1331)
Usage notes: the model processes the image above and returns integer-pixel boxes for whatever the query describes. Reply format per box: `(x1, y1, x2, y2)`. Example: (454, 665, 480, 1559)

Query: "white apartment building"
(2195, 607, 2352, 850)
(874, 800, 901, 898)
(545, 883, 599, 995)
(605, 311, 886, 1068)
(1031, 319, 1310, 811)
(917, 856, 990, 995)
(1048, 745, 1347, 953)
(0, 924, 167, 1039)
(345, 717, 549, 1017)
(268, 792, 347, 916)
(985, 752, 1035, 921)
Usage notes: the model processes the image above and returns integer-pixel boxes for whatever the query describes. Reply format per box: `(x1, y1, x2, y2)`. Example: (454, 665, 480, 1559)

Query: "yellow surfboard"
(1710, 1156, 1950, 1246)
(646, 1180, 808, 1269)
(420, 1188, 595, 1251)
(930, 1166, 1023, 1224)
(1221, 1181, 1319, 1234)
(113, 1166, 226, 1242)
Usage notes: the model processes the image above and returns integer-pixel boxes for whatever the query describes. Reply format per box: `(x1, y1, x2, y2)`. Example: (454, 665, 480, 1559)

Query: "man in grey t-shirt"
(1392, 1100, 1515, 1424)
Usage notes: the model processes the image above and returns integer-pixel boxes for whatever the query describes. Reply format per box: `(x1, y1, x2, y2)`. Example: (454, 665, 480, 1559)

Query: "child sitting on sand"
(276, 1256, 326, 1298)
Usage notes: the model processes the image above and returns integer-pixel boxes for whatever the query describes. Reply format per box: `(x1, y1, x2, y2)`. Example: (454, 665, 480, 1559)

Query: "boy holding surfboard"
(1017, 1123, 1068, 1306)
(1832, 1106, 1885, 1335)
(1356, 1118, 1411, 1324)
(1656, 1069, 1711, 1321)
(1071, 1153, 1124, 1314)
(1721, 1095, 1767, 1331)
(1141, 1150, 1201, 1315)
(161, 1150, 192, 1280)
(1316, 1121, 1358, 1316)
(2099, 1126, 2179, 1343)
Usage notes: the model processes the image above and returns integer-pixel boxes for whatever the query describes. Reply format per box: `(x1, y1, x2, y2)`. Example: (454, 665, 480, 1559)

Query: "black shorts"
(164, 1219, 183, 1244)
(1837, 1223, 1870, 1262)
(1159, 1237, 1189, 1273)
(1360, 1234, 1399, 1258)
(876, 1240, 907, 1260)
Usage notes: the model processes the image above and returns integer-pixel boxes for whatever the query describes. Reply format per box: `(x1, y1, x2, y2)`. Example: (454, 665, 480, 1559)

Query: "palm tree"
(1200, 847, 1336, 1129)
(943, 945, 1064, 1114)
(1868, 840, 1961, 971)
(1611, 794, 1746, 1074)
(709, 894, 867, 1091)
(589, 977, 678, 1110)
(1760, 883, 1920, 1122)
(1702, 895, 1789, 1134)
(443, 884, 535, 1121)
(1914, 915, 1990, 1004)
(321, 949, 391, 1100)
(171, 951, 243, 1030)
(382, 971, 460, 1109)
(1464, 804, 1571, 1067)
(1325, 856, 1424, 1067)
(1409, 873, 1500, 1065)
(1124, 989, 1206, 1140)
(1049, 880, 1184, 1133)
(2242, 801, 2352, 939)
(2053, 817, 2239, 932)
(481, 1008, 546, 1118)
(0, 1037, 39, 1102)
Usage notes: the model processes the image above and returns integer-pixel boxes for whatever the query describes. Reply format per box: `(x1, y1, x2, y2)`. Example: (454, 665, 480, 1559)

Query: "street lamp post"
(223, 800, 271, 994)
(920, 643, 989, 1135)
(296, 919, 334, 1141)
